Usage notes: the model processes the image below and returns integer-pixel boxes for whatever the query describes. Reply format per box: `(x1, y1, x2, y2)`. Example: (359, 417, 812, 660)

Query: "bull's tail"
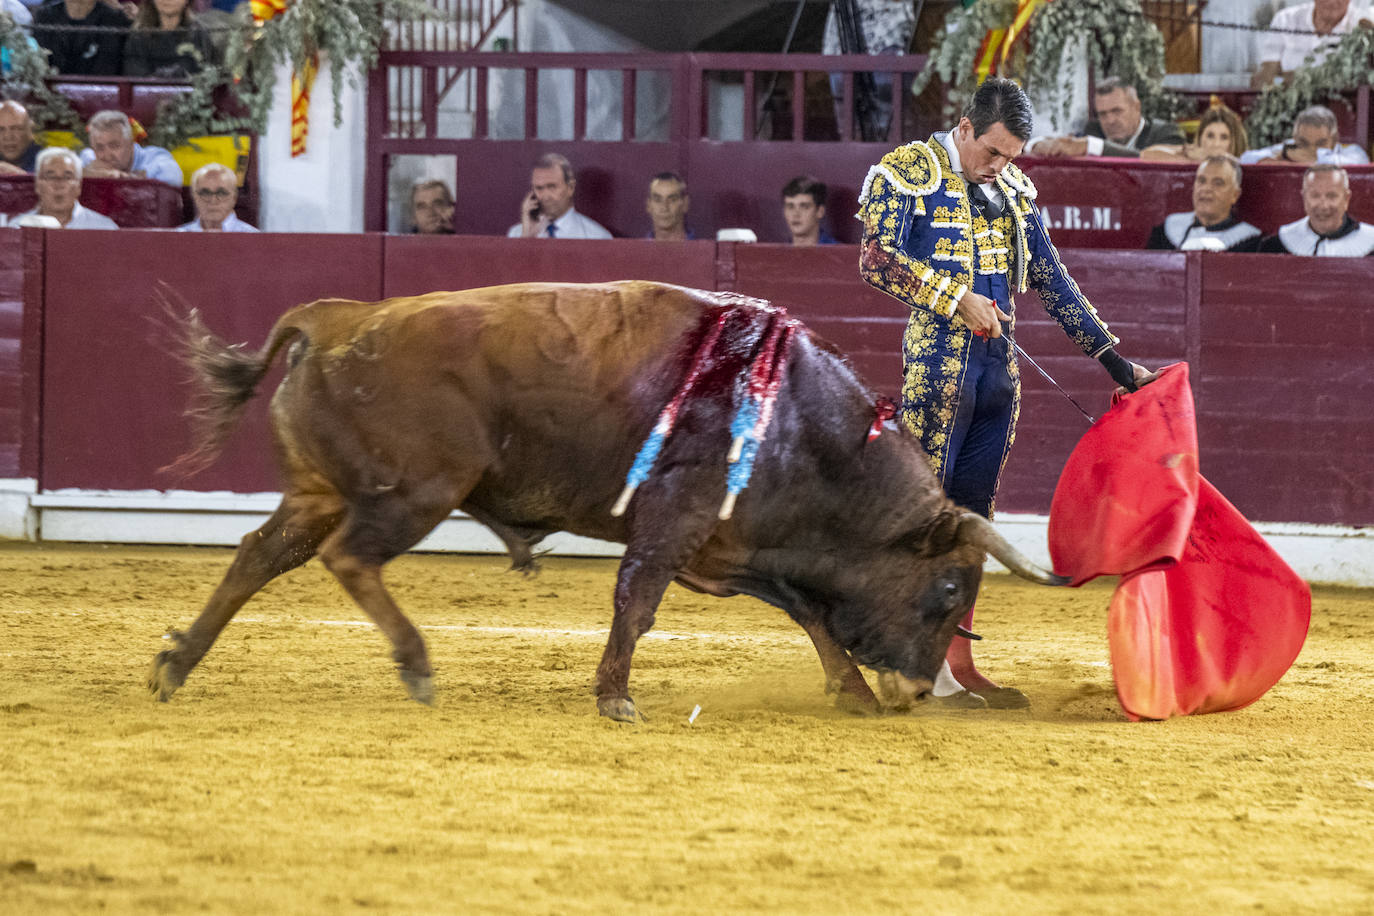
(160, 300, 306, 481)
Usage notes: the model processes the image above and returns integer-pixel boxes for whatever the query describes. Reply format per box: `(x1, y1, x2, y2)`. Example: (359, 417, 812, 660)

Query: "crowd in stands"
(0, 100, 255, 231)
(0, 3, 1371, 255)
(22, 0, 227, 77)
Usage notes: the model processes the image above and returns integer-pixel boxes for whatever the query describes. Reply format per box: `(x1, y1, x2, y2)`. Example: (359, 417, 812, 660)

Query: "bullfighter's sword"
(1012, 340, 1097, 425)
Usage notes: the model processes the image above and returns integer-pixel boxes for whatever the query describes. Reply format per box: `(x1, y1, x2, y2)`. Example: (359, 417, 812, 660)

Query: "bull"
(148, 281, 1066, 720)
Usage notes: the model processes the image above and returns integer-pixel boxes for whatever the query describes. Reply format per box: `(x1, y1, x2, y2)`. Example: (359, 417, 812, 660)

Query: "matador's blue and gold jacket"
(857, 134, 1118, 360)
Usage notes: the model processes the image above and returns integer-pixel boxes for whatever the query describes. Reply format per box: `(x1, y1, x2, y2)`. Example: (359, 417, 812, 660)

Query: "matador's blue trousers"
(907, 269, 1019, 522)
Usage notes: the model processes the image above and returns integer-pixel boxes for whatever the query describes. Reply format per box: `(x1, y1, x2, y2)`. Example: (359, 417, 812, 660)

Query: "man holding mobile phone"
(507, 152, 612, 239)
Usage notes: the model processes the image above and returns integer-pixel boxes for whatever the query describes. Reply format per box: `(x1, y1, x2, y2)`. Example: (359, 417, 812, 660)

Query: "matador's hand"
(956, 290, 1011, 338)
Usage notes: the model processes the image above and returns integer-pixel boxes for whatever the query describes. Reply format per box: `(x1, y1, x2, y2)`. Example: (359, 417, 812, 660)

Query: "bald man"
(0, 101, 41, 175)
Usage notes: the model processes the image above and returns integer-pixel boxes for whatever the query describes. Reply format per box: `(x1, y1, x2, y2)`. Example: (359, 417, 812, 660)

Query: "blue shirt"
(79, 144, 183, 187)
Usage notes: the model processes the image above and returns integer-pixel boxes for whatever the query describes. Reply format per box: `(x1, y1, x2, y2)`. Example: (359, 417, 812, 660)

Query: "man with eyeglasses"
(177, 162, 257, 232)
(11, 146, 118, 229)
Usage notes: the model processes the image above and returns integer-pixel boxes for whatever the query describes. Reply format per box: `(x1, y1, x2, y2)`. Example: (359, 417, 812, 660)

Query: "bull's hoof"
(147, 649, 187, 702)
(399, 670, 435, 705)
(825, 676, 881, 715)
(597, 696, 639, 723)
(931, 689, 989, 710)
(977, 686, 1031, 709)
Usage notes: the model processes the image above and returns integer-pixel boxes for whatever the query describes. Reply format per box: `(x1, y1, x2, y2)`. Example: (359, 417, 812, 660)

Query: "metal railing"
(369, 50, 932, 143)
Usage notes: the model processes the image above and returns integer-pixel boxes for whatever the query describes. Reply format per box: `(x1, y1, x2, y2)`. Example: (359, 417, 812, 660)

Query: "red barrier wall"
(0, 230, 27, 477)
(40, 231, 384, 493)
(13, 234, 1372, 527)
(1196, 254, 1374, 523)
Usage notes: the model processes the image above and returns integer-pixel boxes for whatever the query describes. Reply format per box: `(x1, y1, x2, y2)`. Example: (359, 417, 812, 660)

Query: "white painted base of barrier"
(2, 490, 1370, 587)
(0, 478, 37, 540)
(992, 513, 1372, 590)
(28, 489, 622, 558)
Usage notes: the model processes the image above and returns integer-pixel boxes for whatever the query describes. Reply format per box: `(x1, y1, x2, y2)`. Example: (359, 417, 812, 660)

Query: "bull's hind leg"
(317, 483, 461, 704)
(149, 492, 344, 701)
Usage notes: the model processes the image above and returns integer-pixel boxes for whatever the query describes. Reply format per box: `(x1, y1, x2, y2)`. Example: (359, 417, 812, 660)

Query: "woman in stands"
(1141, 100, 1248, 163)
(122, 0, 215, 78)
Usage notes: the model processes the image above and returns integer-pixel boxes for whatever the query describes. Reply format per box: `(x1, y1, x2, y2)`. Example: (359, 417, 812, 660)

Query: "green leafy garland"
(0, 16, 86, 140)
(1246, 25, 1374, 147)
(913, 0, 1019, 117)
(2, 0, 430, 150)
(914, 0, 1177, 125)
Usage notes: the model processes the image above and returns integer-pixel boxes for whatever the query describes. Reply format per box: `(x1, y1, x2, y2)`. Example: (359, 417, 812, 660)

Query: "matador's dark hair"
(962, 77, 1034, 142)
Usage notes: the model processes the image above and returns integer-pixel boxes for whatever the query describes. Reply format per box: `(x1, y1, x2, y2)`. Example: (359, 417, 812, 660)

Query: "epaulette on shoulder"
(997, 161, 1037, 201)
(858, 140, 941, 206)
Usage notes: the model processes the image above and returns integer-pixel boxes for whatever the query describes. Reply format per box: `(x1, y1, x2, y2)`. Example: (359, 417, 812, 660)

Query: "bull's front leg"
(799, 620, 880, 715)
(595, 552, 676, 722)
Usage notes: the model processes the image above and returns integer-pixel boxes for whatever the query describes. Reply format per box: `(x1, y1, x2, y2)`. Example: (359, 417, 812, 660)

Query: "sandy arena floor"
(1, 542, 1372, 914)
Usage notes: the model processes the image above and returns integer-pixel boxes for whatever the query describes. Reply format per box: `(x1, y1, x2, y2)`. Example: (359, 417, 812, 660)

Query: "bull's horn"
(956, 512, 1068, 586)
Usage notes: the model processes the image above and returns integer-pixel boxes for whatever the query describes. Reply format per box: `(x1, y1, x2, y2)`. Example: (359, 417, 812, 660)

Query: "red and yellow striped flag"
(251, 0, 317, 158)
(974, 0, 1051, 83)
(290, 54, 318, 157)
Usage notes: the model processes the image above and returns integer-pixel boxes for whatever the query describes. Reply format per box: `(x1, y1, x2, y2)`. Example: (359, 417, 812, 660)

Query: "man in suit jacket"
(1030, 77, 1185, 158)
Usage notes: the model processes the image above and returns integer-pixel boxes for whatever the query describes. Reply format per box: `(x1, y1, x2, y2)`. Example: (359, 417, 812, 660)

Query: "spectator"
(123, 0, 214, 78)
(177, 162, 256, 232)
(410, 178, 454, 235)
(1030, 77, 1186, 158)
(1259, 164, 1374, 255)
(1146, 156, 1261, 251)
(79, 110, 183, 186)
(1251, 0, 1371, 88)
(32, 0, 131, 76)
(0, 101, 41, 175)
(14, 146, 118, 229)
(507, 152, 611, 239)
(782, 175, 837, 245)
(645, 171, 693, 240)
(1240, 104, 1370, 165)
(1141, 100, 1249, 162)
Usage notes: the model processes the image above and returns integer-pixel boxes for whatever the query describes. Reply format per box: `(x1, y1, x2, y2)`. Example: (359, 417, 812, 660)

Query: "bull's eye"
(944, 581, 959, 597)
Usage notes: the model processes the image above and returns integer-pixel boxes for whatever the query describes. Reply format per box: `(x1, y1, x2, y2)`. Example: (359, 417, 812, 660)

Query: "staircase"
(385, 0, 520, 139)
(385, 0, 520, 54)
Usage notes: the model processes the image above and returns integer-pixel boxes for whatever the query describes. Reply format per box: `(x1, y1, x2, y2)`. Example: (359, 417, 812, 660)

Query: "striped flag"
(974, 0, 1050, 83)
(251, 0, 318, 158)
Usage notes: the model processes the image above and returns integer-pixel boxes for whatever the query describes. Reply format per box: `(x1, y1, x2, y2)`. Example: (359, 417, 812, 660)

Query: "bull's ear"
(955, 512, 1068, 585)
(903, 510, 964, 557)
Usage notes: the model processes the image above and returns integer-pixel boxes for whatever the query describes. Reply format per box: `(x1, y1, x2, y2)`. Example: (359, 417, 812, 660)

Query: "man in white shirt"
(1259, 164, 1374, 255)
(507, 153, 611, 239)
(15, 146, 119, 229)
(1240, 105, 1370, 165)
(177, 162, 258, 232)
(1251, 0, 1372, 88)
(79, 110, 183, 187)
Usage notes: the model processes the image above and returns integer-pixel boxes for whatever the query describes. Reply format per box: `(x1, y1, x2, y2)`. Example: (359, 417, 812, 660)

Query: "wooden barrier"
(0, 232, 1367, 527)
